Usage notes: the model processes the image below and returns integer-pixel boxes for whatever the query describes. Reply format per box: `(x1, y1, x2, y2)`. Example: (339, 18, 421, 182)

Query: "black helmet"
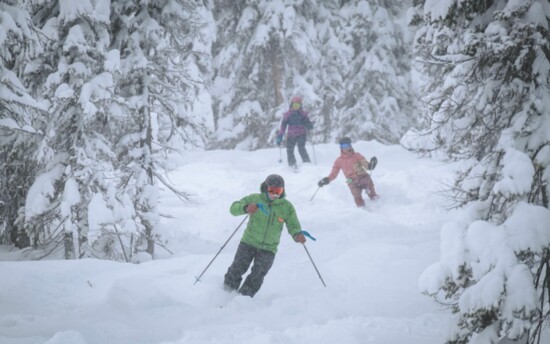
(339, 137, 352, 145)
(265, 174, 284, 188)
(260, 174, 285, 195)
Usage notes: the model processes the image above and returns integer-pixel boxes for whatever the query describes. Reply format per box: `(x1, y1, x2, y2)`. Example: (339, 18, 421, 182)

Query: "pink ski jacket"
(327, 151, 370, 182)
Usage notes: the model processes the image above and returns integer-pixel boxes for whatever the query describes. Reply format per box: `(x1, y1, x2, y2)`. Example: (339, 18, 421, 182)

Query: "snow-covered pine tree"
(24, 0, 122, 260)
(111, 0, 211, 258)
(210, 0, 415, 149)
(408, 1, 550, 343)
(0, 1, 46, 248)
(331, 0, 415, 144)
(210, 0, 322, 149)
(313, 0, 350, 143)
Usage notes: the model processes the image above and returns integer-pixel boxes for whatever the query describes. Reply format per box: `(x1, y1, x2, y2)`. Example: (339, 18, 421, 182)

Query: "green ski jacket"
(230, 192, 301, 254)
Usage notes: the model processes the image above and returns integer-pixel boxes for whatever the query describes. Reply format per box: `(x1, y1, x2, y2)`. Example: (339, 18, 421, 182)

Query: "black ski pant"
(224, 242, 275, 297)
(286, 134, 310, 166)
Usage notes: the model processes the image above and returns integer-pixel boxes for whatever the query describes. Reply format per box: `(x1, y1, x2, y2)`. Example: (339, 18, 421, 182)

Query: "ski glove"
(294, 233, 306, 244)
(368, 156, 378, 170)
(318, 177, 330, 187)
(244, 203, 259, 214)
(276, 134, 283, 146)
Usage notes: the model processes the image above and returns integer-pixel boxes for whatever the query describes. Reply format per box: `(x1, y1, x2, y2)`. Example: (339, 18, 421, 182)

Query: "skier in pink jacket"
(317, 137, 378, 207)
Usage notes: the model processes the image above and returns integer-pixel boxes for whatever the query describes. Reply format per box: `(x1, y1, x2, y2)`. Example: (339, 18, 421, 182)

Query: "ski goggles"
(340, 143, 352, 149)
(291, 102, 301, 109)
(267, 186, 284, 196)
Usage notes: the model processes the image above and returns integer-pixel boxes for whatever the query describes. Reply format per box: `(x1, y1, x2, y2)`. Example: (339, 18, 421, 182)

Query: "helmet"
(261, 174, 285, 195)
(265, 174, 284, 188)
(291, 96, 302, 104)
(339, 137, 352, 146)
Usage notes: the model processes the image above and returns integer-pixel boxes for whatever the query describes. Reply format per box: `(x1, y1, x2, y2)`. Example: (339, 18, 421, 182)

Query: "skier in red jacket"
(317, 137, 378, 207)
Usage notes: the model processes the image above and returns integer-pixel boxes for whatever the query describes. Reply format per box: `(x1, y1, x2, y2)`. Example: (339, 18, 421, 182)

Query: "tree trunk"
(270, 39, 283, 106)
(498, 335, 527, 344)
(138, 98, 155, 258)
(321, 93, 334, 142)
(64, 231, 74, 259)
(145, 112, 155, 256)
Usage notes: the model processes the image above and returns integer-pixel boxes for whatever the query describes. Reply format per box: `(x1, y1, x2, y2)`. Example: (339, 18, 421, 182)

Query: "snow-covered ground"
(0, 141, 461, 344)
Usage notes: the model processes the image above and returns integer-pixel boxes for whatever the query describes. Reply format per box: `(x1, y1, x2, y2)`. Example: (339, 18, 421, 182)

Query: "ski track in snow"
(0, 141, 459, 344)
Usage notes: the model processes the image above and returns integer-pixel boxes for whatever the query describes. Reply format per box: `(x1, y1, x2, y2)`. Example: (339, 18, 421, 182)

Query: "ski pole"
(309, 186, 320, 202)
(194, 214, 249, 285)
(302, 243, 326, 287)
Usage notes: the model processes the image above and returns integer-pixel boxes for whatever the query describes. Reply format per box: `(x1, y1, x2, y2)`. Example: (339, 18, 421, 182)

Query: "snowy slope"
(0, 141, 460, 344)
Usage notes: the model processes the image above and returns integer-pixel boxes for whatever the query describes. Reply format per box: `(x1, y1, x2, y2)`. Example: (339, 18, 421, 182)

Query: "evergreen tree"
(209, 0, 415, 149)
(313, 0, 347, 143)
(408, 1, 550, 343)
(24, 0, 122, 259)
(331, 0, 415, 144)
(111, 0, 211, 258)
(0, 1, 45, 248)
(210, 0, 323, 149)
(3, 0, 211, 261)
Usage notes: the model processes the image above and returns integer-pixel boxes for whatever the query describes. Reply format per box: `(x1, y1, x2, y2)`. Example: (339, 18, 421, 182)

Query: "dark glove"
(276, 134, 283, 146)
(317, 177, 330, 187)
(244, 203, 258, 214)
(294, 233, 306, 244)
(368, 156, 378, 170)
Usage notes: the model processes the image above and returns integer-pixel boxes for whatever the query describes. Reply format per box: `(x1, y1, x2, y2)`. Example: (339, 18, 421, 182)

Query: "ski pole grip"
(299, 230, 316, 241)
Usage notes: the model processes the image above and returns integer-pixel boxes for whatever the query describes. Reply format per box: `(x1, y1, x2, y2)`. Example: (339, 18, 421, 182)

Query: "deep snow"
(0, 141, 460, 344)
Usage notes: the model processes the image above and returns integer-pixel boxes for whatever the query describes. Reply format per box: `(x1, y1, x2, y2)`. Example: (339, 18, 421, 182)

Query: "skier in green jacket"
(224, 174, 306, 297)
